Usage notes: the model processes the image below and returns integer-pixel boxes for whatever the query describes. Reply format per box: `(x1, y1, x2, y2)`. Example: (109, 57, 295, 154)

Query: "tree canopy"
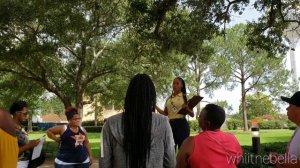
(0, 0, 299, 121)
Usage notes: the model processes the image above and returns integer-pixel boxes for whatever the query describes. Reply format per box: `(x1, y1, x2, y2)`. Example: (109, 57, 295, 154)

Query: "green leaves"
(211, 24, 295, 130)
(0, 1, 298, 120)
(239, 93, 276, 120)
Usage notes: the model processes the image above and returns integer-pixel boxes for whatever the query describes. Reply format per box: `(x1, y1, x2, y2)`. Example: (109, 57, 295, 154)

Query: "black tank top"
(56, 125, 88, 163)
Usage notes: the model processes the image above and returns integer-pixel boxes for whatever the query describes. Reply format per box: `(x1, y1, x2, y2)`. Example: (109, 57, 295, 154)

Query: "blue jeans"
(55, 162, 90, 168)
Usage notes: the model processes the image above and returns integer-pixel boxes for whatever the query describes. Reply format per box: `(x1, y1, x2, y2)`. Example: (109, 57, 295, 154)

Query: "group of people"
(99, 74, 243, 168)
(100, 74, 300, 168)
(1, 74, 300, 168)
(0, 101, 94, 168)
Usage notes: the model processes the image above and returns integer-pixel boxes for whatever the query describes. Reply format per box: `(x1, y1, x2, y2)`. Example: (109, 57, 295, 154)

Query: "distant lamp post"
(251, 127, 260, 154)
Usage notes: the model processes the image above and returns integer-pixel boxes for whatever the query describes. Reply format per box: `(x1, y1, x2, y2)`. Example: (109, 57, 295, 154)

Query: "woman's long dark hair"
(122, 74, 156, 168)
(172, 77, 188, 104)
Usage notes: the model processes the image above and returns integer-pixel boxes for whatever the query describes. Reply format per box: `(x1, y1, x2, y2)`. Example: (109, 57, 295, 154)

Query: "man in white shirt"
(272, 91, 300, 168)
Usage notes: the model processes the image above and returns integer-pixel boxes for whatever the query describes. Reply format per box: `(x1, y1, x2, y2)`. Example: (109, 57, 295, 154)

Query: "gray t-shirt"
(16, 126, 30, 161)
(289, 127, 300, 159)
(100, 113, 176, 168)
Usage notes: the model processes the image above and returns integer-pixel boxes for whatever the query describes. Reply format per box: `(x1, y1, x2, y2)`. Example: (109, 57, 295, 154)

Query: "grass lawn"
(29, 129, 294, 158)
(225, 129, 293, 145)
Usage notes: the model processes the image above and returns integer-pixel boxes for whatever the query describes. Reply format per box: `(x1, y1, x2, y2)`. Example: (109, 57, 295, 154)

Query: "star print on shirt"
(71, 133, 85, 147)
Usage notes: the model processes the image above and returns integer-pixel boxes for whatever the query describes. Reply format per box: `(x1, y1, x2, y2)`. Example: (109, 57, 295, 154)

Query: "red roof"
(41, 113, 67, 123)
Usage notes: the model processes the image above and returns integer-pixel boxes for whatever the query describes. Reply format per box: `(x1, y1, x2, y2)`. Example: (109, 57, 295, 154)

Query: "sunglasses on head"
(17, 111, 28, 116)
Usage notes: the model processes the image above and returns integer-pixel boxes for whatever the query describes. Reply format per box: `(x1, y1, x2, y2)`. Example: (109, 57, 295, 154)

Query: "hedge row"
(83, 126, 102, 132)
(81, 120, 104, 126)
(227, 119, 297, 130)
(24, 126, 40, 132)
(226, 119, 251, 130)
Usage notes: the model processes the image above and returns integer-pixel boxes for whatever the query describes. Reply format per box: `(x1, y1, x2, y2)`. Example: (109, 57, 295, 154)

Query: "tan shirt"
(166, 92, 185, 119)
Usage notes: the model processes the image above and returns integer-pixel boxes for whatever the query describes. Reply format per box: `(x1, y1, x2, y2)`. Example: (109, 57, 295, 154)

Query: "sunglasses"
(17, 111, 28, 116)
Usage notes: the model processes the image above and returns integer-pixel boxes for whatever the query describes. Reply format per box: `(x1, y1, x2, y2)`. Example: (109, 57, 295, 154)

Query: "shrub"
(24, 126, 40, 132)
(258, 120, 284, 129)
(83, 126, 102, 132)
(32, 126, 40, 131)
(287, 120, 297, 130)
(81, 120, 103, 126)
(189, 120, 199, 132)
(227, 119, 243, 130)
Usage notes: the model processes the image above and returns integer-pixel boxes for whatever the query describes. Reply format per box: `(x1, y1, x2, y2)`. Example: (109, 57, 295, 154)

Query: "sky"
(200, 2, 300, 116)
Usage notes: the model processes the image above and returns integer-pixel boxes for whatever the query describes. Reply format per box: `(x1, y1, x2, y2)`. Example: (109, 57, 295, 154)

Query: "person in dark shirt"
(47, 106, 93, 168)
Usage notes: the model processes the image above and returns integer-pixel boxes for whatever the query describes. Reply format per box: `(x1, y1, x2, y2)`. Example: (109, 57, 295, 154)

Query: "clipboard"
(177, 96, 203, 115)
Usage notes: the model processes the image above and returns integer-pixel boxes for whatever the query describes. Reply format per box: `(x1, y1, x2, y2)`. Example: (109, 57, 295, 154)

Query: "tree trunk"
(196, 69, 202, 132)
(28, 111, 33, 133)
(196, 88, 201, 120)
(61, 97, 72, 109)
(195, 65, 202, 120)
(241, 83, 248, 131)
(94, 102, 98, 126)
(94, 95, 100, 126)
(76, 100, 84, 119)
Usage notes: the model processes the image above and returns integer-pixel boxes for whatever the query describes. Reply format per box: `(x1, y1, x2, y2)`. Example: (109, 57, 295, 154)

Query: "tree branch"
(13, 61, 41, 80)
(278, 0, 300, 25)
(82, 67, 115, 88)
(90, 40, 110, 72)
(153, 0, 178, 36)
(245, 75, 262, 93)
(61, 45, 78, 58)
(232, 72, 242, 80)
(215, 0, 246, 23)
(43, 56, 75, 80)
(0, 68, 40, 82)
(200, 78, 218, 90)
(245, 71, 254, 81)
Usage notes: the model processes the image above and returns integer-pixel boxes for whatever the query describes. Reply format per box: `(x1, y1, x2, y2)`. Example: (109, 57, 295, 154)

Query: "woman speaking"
(156, 77, 194, 150)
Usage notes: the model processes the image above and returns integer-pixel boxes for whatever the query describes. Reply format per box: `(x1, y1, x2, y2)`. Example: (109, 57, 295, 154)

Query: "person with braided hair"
(156, 77, 194, 150)
(100, 74, 175, 168)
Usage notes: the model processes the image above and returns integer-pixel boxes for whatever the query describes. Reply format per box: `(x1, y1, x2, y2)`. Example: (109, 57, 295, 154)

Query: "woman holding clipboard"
(156, 77, 194, 150)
